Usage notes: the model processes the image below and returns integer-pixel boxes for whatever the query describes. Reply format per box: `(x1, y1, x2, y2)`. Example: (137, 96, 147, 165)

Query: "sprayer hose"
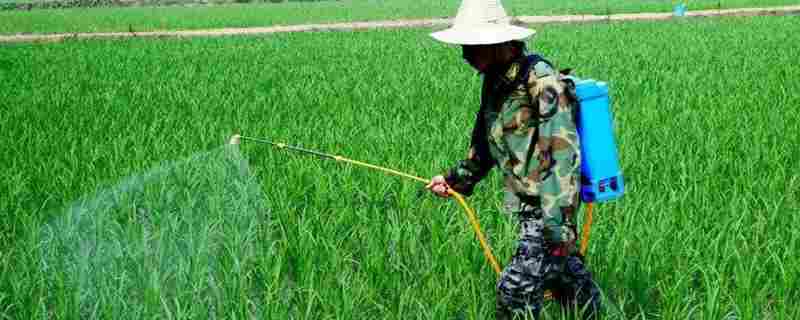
(238, 136, 595, 287)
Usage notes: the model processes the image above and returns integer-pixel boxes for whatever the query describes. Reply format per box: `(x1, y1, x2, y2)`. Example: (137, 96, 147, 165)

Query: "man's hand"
(426, 175, 451, 198)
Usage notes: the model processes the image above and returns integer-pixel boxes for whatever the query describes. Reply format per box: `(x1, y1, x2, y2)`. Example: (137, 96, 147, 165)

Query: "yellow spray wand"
(230, 134, 595, 281)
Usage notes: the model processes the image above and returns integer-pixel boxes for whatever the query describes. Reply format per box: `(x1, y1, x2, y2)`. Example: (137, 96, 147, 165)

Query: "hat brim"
(430, 24, 536, 45)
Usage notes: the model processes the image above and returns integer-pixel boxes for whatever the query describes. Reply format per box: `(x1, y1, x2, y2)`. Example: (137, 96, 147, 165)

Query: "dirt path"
(2, 5, 799, 43)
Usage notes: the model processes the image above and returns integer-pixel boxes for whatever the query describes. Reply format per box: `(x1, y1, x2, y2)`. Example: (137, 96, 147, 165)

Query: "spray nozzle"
(229, 134, 241, 145)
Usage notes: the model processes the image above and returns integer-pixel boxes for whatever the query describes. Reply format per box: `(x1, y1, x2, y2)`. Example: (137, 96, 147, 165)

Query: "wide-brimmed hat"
(430, 0, 535, 45)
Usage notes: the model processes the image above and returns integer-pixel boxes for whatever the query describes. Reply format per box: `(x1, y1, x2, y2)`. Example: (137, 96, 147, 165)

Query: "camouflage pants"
(496, 209, 601, 320)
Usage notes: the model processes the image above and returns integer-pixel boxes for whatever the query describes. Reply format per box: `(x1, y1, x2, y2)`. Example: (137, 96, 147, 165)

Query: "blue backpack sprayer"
(573, 78, 625, 203)
(564, 73, 625, 255)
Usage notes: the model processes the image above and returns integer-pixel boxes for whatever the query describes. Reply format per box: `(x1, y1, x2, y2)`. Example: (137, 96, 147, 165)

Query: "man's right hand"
(426, 175, 451, 198)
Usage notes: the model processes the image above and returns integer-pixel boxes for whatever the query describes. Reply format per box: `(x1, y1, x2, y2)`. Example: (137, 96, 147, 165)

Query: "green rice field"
(1, 0, 799, 35)
(1, 15, 799, 319)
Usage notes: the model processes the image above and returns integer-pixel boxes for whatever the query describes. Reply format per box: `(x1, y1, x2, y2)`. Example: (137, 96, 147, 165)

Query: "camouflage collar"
(486, 56, 528, 95)
(502, 60, 523, 83)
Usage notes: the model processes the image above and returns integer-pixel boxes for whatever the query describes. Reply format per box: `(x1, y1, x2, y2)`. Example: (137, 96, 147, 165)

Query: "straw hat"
(430, 0, 535, 45)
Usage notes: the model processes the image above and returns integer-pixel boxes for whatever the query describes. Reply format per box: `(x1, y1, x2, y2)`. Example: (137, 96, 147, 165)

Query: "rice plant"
(1, 15, 798, 319)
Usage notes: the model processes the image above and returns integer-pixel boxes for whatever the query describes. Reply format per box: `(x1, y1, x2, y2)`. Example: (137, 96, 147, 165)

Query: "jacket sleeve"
(533, 63, 582, 250)
(443, 110, 495, 196)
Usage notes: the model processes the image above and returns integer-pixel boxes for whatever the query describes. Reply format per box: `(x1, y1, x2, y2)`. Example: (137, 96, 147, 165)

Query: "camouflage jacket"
(444, 55, 581, 251)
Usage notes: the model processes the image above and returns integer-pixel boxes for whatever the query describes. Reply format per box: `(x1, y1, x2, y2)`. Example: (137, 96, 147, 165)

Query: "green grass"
(2, 15, 800, 319)
(1, 0, 800, 35)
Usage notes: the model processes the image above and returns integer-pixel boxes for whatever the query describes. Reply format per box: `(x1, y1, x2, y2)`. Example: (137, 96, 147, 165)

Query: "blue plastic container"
(673, 3, 688, 17)
(573, 79, 624, 203)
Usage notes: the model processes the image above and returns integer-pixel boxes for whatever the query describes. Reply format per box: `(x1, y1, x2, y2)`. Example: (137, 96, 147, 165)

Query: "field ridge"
(2, 4, 799, 43)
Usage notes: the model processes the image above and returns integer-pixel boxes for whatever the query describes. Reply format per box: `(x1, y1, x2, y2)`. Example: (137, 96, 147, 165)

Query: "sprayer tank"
(574, 79, 624, 203)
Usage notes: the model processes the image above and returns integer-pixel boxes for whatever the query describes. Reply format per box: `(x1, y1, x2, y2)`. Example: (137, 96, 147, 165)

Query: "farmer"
(425, 0, 602, 319)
